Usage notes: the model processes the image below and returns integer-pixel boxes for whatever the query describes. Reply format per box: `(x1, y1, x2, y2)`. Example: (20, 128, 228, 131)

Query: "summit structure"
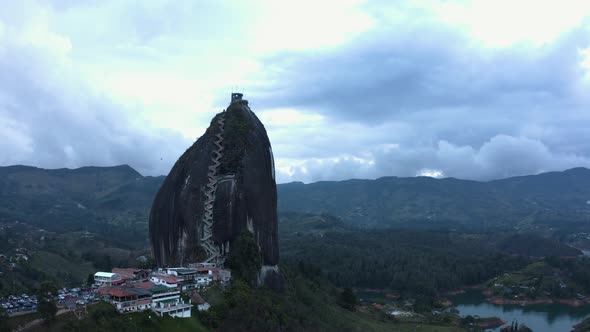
(149, 94, 280, 285)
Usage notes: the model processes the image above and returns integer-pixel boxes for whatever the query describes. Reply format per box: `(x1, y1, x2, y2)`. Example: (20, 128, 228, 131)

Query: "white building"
(165, 268, 199, 281)
(151, 299, 192, 318)
(206, 268, 231, 284)
(196, 275, 213, 286)
(94, 272, 122, 286)
(181, 275, 213, 291)
(191, 292, 210, 311)
(151, 288, 192, 318)
(150, 274, 183, 288)
(97, 287, 152, 313)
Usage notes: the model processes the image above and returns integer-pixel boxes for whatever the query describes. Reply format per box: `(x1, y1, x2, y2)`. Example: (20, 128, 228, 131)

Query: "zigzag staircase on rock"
(201, 113, 225, 265)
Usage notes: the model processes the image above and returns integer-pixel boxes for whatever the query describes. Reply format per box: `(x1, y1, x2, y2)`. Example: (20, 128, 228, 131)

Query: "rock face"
(149, 98, 279, 278)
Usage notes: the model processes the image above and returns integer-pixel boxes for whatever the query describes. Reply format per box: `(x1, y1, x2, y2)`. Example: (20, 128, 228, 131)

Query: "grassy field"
(200, 285, 224, 306)
(149, 315, 209, 332)
(13, 308, 465, 332)
(392, 323, 466, 332)
(29, 250, 95, 285)
(19, 305, 209, 332)
(331, 307, 466, 332)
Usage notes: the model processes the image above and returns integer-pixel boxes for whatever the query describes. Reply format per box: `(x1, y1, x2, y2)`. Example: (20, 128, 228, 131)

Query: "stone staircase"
(201, 113, 226, 265)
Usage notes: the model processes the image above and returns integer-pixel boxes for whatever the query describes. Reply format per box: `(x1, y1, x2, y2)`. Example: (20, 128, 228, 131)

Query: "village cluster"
(2, 263, 231, 318)
(92, 263, 231, 318)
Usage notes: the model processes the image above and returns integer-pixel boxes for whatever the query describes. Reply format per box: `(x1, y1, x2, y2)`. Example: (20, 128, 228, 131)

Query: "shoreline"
(478, 317, 507, 329)
(486, 296, 589, 307)
(445, 287, 590, 308)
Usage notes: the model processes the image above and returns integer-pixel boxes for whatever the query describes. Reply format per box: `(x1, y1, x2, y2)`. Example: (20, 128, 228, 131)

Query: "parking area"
(1, 294, 37, 315)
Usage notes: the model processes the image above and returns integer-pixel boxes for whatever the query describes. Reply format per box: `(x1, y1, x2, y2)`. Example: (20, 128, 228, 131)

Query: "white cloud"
(417, 0, 590, 47)
(417, 169, 444, 178)
(1, 0, 590, 183)
(278, 135, 590, 183)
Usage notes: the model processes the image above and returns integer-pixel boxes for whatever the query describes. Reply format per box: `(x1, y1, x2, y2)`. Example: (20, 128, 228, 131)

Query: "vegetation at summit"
(219, 105, 252, 174)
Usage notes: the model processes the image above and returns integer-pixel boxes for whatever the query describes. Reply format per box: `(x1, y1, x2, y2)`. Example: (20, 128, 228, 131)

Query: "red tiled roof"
(191, 293, 206, 304)
(111, 288, 137, 298)
(96, 287, 113, 295)
(99, 287, 136, 298)
(133, 281, 155, 290)
(195, 266, 210, 272)
(156, 276, 181, 284)
(112, 268, 148, 279)
(112, 268, 138, 278)
(112, 279, 126, 285)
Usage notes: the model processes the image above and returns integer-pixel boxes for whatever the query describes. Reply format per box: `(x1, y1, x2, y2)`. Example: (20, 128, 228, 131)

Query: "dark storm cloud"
(258, 26, 587, 124)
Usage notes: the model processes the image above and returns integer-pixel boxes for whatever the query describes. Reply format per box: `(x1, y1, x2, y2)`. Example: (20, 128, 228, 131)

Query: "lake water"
(452, 289, 590, 332)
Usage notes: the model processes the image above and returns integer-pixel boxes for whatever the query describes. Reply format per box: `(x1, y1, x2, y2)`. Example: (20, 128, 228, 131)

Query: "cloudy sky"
(2, 0, 590, 183)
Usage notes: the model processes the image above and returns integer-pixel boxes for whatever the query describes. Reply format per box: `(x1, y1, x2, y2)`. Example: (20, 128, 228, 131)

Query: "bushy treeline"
(60, 302, 208, 332)
(281, 229, 530, 296)
(545, 256, 590, 295)
(198, 263, 396, 332)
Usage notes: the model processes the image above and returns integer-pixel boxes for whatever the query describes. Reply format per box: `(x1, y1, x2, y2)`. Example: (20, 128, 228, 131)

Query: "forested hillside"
(0, 165, 163, 247)
(278, 167, 590, 231)
(279, 213, 581, 299)
(3, 165, 590, 237)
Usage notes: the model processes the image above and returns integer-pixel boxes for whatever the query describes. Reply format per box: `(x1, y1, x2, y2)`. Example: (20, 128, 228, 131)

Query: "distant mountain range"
(0, 165, 163, 245)
(278, 167, 590, 232)
(1, 165, 590, 237)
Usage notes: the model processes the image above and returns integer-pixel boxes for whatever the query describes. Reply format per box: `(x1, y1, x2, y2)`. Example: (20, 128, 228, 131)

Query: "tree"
(461, 315, 475, 326)
(87, 273, 95, 286)
(38, 300, 57, 324)
(138, 256, 157, 269)
(37, 281, 57, 300)
(339, 287, 357, 311)
(0, 307, 9, 332)
(227, 231, 262, 285)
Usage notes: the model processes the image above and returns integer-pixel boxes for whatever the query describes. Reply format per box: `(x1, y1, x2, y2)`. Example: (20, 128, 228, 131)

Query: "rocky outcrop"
(149, 99, 279, 278)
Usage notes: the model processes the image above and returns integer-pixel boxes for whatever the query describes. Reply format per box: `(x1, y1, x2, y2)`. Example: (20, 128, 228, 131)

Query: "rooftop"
(97, 286, 152, 298)
(191, 293, 206, 304)
(168, 268, 198, 275)
(98, 287, 135, 298)
(95, 272, 116, 278)
(152, 303, 192, 313)
(132, 281, 155, 290)
(112, 268, 144, 278)
(151, 285, 173, 294)
(153, 275, 182, 284)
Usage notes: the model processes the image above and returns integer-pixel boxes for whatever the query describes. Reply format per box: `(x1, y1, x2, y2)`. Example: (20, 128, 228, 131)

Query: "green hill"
(0, 164, 163, 246)
(2, 165, 590, 241)
(277, 167, 590, 232)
